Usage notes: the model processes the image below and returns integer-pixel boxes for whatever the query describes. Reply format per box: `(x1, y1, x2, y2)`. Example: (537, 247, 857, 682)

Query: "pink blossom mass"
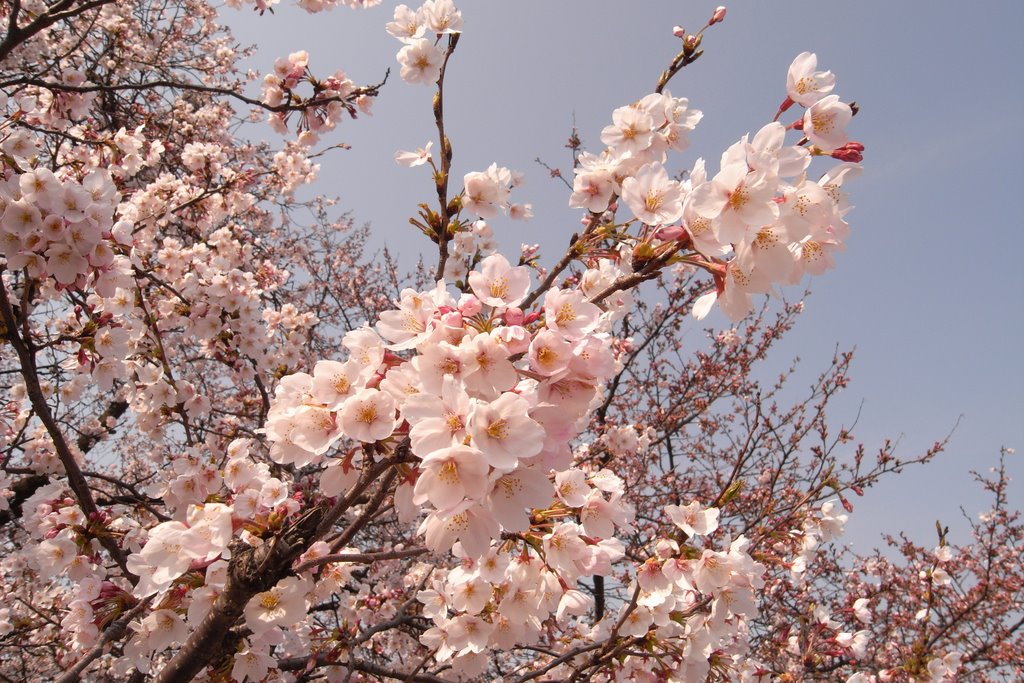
(0, 2, 1017, 683)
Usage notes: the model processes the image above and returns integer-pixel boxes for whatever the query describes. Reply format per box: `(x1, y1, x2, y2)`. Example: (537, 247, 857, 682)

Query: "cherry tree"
(0, 1, 1020, 682)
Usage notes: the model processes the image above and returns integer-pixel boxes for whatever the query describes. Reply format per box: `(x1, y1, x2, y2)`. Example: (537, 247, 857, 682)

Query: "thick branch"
(0, 275, 134, 581)
(0, 0, 115, 63)
(155, 456, 398, 681)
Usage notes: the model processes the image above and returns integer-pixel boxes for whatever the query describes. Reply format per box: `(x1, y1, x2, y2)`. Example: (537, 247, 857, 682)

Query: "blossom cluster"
(261, 50, 373, 144)
(567, 52, 862, 321)
(388, 0, 464, 84)
(257, 244, 781, 676)
(0, 166, 122, 290)
(12, 2, 1008, 683)
(393, 151, 532, 280)
(265, 251, 628, 549)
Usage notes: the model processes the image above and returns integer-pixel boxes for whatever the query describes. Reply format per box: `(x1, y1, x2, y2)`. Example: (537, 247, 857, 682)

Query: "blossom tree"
(0, 1, 1020, 682)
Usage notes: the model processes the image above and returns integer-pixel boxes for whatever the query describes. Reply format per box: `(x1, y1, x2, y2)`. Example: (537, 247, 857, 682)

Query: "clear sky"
(222, 1, 1024, 551)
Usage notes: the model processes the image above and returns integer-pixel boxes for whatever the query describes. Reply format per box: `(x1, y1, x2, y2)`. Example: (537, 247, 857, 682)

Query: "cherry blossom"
(620, 161, 685, 226)
(394, 140, 434, 167)
(787, 51, 837, 107)
(5, 2, 1019, 682)
(803, 93, 854, 151)
(396, 38, 444, 85)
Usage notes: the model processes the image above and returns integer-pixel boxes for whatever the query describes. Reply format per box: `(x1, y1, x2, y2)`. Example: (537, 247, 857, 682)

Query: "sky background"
(221, 1, 1024, 551)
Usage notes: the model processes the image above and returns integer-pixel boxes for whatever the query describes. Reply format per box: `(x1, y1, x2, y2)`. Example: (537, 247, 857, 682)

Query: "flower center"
(489, 278, 509, 299)
(445, 412, 463, 433)
(356, 405, 378, 424)
(728, 187, 749, 211)
(811, 112, 834, 134)
(486, 419, 509, 440)
(536, 347, 556, 367)
(438, 460, 460, 485)
(644, 190, 664, 212)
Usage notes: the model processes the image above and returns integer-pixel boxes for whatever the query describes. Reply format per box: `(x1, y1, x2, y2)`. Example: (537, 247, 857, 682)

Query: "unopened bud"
(458, 294, 482, 317)
(831, 142, 865, 162)
(652, 224, 685, 241)
(504, 307, 524, 326)
(440, 311, 462, 327)
(683, 34, 701, 53)
(99, 581, 121, 599)
(710, 6, 727, 25)
(672, 25, 686, 38)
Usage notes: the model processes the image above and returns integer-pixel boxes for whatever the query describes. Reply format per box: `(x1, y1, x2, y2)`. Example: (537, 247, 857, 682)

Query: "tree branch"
(0, 273, 135, 582)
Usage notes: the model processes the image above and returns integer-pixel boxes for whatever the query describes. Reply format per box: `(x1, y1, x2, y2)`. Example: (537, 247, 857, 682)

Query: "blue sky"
(223, 1, 1024, 550)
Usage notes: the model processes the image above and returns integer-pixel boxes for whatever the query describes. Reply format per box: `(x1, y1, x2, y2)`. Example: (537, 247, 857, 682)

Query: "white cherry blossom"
(787, 51, 836, 106)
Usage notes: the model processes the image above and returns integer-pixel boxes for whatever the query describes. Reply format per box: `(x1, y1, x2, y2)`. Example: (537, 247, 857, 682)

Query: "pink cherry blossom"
(412, 445, 489, 510)
(397, 38, 444, 85)
(339, 389, 397, 442)
(620, 162, 684, 226)
(803, 94, 853, 151)
(467, 253, 530, 308)
(394, 140, 434, 167)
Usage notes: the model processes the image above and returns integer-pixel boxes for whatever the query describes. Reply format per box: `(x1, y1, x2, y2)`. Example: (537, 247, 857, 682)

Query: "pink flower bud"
(710, 6, 727, 25)
(99, 581, 120, 599)
(504, 307, 524, 325)
(458, 294, 482, 317)
(652, 224, 686, 241)
(440, 311, 463, 327)
(672, 25, 686, 38)
(831, 141, 865, 162)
